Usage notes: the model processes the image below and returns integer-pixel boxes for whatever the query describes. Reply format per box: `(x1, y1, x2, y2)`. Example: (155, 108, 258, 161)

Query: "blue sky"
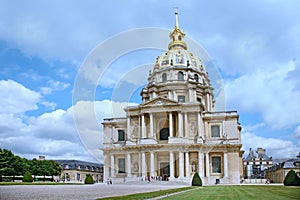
(0, 0, 299, 162)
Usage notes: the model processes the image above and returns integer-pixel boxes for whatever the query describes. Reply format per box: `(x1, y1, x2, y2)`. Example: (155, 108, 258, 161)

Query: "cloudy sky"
(0, 0, 299, 163)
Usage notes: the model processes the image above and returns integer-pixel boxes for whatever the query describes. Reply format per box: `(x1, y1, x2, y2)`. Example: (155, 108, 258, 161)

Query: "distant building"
(55, 160, 103, 183)
(243, 148, 273, 179)
(265, 152, 300, 183)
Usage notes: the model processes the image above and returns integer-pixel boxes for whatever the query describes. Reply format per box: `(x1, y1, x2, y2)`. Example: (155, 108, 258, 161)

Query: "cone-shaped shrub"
(284, 170, 300, 186)
(84, 174, 94, 184)
(23, 171, 33, 182)
(192, 172, 202, 186)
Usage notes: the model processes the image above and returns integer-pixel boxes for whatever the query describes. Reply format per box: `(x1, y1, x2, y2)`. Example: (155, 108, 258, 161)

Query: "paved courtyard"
(0, 182, 188, 200)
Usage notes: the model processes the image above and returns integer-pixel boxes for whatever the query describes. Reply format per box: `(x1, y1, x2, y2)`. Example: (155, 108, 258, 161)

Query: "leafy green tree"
(284, 170, 300, 186)
(192, 172, 202, 186)
(85, 174, 94, 184)
(23, 171, 33, 182)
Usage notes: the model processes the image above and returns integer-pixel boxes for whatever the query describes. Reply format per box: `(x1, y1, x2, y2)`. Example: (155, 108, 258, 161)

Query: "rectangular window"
(118, 130, 125, 141)
(212, 156, 221, 173)
(178, 95, 185, 102)
(211, 125, 220, 137)
(118, 158, 125, 173)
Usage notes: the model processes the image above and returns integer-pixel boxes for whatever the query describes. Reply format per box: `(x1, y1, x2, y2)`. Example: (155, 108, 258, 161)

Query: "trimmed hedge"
(192, 172, 202, 186)
(23, 171, 33, 182)
(84, 174, 94, 184)
(283, 170, 300, 186)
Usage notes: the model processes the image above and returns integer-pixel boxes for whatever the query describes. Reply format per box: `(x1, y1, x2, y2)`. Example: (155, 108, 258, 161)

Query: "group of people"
(106, 177, 112, 184)
(141, 175, 169, 182)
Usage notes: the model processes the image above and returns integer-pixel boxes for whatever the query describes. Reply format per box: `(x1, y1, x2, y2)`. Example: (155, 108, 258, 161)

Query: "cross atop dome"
(169, 8, 187, 50)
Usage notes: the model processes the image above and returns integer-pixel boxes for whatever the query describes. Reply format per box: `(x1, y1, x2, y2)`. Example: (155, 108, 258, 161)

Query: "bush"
(84, 174, 94, 184)
(23, 171, 33, 182)
(284, 170, 300, 186)
(192, 172, 202, 186)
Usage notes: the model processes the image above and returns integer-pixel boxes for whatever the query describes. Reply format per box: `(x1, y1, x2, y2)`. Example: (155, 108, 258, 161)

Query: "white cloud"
(0, 83, 135, 162)
(225, 61, 300, 129)
(242, 132, 299, 159)
(0, 79, 41, 114)
(40, 80, 70, 95)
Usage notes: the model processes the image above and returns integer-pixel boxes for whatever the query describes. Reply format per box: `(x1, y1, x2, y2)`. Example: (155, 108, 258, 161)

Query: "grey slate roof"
(55, 160, 103, 172)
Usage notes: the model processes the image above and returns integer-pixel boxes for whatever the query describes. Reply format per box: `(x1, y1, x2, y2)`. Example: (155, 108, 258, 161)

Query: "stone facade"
(102, 10, 243, 185)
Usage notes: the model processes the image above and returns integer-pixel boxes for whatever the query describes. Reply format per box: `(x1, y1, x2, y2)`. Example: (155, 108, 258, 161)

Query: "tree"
(284, 170, 300, 186)
(192, 172, 202, 186)
(23, 171, 33, 182)
(85, 174, 94, 184)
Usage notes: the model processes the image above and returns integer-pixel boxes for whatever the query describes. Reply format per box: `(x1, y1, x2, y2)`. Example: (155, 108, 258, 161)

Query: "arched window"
(162, 73, 167, 82)
(178, 71, 184, 81)
(194, 74, 199, 82)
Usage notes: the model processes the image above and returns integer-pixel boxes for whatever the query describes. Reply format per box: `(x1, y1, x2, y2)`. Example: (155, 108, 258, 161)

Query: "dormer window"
(162, 60, 169, 65)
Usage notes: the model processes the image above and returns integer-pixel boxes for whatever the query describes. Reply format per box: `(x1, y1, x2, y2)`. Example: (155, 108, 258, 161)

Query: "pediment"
(140, 97, 179, 107)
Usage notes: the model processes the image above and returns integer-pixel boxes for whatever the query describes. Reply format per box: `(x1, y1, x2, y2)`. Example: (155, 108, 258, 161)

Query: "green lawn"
(162, 185, 300, 200)
(98, 185, 300, 200)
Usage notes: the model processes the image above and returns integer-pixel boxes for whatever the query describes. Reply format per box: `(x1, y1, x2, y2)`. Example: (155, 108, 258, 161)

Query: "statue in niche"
(133, 163, 139, 173)
(190, 122, 196, 136)
(192, 162, 197, 172)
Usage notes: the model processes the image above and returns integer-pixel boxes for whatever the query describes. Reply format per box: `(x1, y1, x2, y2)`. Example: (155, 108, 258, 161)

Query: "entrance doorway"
(160, 162, 170, 181)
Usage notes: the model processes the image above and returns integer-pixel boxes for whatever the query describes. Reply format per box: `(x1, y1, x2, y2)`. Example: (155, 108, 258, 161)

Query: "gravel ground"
(0, 183, 186, 200)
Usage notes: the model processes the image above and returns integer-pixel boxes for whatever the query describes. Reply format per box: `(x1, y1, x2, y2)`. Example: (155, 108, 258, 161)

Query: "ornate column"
(206, 93, 211, 111)
(173, 90, 177, 101)
(168, 91, 172, 99)
(110, 154, 115, 177)
(179, 151, 184, 178)
(188, 88, 193, 102)
(193, 89, 197, 102)
(198, 151, 204, 178)
(223, 152, 228, 177)
(150, 151, 155, 177)
(141, 151, 146, 177)
(150, 113, 154, 138)
(103, 154, 109, 180)
(197, 112, 203, 143)
(184, 112, 188, 137)
(127, 116, 131, 140)
(126, 153, 131, 177)
(169, 151, 175, 179)
(205, 153, 210, 177)
(185, 152, 190, 178)
(141, 114, 146, 138)
(178, 112, 183, 137)
(169, 112, 173, 138)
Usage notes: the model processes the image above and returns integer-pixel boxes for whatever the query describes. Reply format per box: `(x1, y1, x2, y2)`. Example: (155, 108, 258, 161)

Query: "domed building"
(102, 10, 243, 185)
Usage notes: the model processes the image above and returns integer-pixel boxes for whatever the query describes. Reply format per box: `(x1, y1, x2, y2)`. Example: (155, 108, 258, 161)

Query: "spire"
(175, 7, 179, 28)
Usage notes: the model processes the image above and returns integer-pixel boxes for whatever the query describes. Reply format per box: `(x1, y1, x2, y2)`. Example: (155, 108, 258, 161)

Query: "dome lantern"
(168, 8, 187, 50)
